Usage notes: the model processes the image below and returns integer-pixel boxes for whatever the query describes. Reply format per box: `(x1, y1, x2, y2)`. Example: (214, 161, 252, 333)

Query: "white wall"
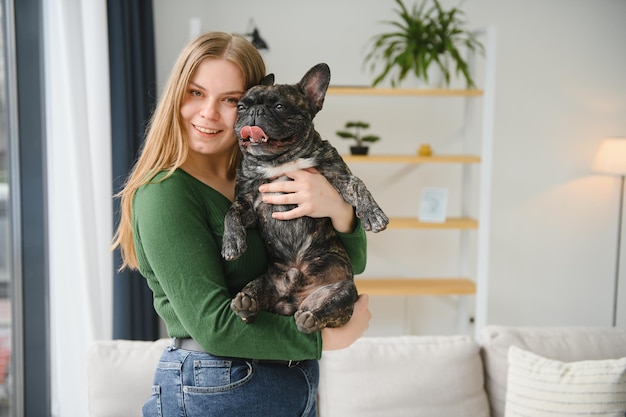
(152, 0, 626, 335)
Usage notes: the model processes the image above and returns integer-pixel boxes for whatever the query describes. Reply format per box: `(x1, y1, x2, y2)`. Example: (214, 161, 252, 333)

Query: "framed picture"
(419, 188, 448, 223)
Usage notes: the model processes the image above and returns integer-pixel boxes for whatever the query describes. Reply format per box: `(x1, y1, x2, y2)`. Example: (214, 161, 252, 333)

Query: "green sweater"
(133, 169, 367, 361)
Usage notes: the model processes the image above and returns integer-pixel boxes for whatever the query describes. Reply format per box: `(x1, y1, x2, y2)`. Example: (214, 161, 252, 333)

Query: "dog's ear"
(298, 63, 330, 115)
(261, 73, 275, 86)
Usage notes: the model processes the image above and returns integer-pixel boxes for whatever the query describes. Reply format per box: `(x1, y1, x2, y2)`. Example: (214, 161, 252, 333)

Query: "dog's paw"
(294, 310, 321, 333)
(231, 292, 259, 323)
(358, 206, 390, 233)
(221, 234, 247, 261)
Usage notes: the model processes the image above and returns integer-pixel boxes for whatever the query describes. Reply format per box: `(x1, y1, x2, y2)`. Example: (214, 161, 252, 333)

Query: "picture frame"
(419, 187, 448, 223)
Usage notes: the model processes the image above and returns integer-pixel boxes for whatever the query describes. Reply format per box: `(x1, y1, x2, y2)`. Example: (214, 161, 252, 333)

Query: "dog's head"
(234, 63, 331, 158)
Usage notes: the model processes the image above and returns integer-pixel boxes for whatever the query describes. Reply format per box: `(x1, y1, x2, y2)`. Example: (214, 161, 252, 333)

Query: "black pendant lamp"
(246, 19, 269, 50)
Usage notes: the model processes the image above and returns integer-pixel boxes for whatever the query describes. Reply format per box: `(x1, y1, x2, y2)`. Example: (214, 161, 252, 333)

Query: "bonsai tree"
(336, 121, 380, 155)
(363, 0, 483, 88)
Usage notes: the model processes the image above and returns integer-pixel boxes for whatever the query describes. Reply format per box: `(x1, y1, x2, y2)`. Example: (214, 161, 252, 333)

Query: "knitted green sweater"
(133, 169, 367, 361)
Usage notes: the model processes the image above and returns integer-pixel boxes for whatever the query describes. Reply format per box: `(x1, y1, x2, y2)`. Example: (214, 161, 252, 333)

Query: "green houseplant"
(336, 121, 380, 155)
(363, 0, 483, 88)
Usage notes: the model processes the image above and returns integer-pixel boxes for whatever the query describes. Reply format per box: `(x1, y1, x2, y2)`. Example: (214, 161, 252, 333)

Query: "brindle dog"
(221, 63, 388, 333)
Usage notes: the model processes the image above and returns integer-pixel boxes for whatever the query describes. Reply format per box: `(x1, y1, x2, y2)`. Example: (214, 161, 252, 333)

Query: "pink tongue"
(240, 126, 266, 140)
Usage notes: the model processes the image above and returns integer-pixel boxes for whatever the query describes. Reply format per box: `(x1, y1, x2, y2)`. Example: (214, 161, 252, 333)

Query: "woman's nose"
(200, 100, 219, 119)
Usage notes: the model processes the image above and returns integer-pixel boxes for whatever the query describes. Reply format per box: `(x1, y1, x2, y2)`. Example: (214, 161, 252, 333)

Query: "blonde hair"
(112, 32, 267, 270)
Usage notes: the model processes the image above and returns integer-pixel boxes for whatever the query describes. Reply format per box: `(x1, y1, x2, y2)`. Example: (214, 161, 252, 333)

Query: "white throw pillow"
(481, 326, 626, 417)
(505, 345, 626, 417)
(318, 335, 490, 417)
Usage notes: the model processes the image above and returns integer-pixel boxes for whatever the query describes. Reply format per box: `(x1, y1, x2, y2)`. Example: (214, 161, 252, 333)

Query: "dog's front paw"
(231, 292, 259, 323)
(294, 310, 321, 333)
(221, 233, 247, 261)
(358, 206, 390, 233)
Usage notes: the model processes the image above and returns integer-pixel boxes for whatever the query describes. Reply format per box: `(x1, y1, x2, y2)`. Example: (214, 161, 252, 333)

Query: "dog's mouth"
(240, 125, 295, 147)
(240, 125, 269, 144)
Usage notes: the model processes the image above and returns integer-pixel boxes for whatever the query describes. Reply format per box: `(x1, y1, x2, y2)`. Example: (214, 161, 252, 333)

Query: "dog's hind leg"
(231, 273, 279, 323)
(294, 280, 359, 333)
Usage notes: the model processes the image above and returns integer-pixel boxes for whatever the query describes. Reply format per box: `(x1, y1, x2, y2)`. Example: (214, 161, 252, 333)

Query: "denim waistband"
(171, 337, 301, 368)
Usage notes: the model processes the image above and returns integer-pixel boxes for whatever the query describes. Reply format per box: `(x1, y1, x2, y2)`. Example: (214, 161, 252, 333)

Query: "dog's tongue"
(240, 126, 267, 141)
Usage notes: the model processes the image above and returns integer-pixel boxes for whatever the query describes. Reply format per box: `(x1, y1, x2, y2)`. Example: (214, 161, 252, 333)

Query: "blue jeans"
(142, 341, 319, 417)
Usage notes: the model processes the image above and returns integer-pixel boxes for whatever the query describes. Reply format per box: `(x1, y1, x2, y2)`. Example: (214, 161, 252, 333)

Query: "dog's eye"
(275, 103, 283, 110)
(237, 104, 246, 111)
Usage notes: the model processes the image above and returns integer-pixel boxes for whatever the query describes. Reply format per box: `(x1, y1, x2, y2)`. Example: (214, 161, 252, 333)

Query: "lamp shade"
(592, 137, 626, 176)
(248, 28, 268, 50)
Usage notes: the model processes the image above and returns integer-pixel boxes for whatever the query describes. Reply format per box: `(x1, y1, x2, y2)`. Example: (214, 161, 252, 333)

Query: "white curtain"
(43, 1, 112, 416)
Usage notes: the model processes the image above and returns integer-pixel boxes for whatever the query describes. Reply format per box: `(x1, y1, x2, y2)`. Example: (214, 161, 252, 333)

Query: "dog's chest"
(256, 157, 317, 180)
(251, 157, 316, 211)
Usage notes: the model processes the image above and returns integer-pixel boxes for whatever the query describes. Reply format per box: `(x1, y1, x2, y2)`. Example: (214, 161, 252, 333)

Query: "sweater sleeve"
(336, 218, 367, 275)
(133, 173, 322, 361)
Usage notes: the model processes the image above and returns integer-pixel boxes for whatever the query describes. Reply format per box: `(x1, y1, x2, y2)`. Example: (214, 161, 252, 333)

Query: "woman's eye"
(225, 97, 239, 104)
(190, 89, 202, 97)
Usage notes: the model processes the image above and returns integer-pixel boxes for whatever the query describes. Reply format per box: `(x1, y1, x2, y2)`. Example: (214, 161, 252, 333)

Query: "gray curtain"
(13, 0, 52, 414)
(108, 0, 159, 340)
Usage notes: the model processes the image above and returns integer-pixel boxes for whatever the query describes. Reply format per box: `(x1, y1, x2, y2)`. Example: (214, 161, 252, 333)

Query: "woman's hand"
(258, 169, 356, 233)
(321, 294, 371, 351)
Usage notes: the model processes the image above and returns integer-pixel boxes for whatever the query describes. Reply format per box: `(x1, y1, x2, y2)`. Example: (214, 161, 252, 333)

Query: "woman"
(112, 32, 371, 417)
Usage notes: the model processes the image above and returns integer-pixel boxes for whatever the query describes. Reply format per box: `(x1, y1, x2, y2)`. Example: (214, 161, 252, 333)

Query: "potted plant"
(363, 0, 483, 88)
(336, 121, 381, 155)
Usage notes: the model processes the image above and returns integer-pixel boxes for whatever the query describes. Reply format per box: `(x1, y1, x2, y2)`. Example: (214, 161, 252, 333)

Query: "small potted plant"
(336, 121, 380, 155)
(363, 0, 483, 88)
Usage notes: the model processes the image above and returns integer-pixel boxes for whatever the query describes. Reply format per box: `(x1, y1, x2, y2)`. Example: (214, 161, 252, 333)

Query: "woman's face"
(180, 58, 245, 158)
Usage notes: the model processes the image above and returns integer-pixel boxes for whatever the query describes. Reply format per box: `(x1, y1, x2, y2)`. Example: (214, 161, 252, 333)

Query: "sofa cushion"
(480, 326, 626, 417)
(318, 335, 489, 417)
(87, 338, 169, 417)
(504, 346, 626, 416)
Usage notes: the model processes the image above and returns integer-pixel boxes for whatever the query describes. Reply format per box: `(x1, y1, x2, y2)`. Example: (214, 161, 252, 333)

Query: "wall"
(152, 0, 626, 335)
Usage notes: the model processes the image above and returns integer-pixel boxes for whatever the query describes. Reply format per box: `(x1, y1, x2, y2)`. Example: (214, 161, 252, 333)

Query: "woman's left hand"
(258, 169, 356, 233)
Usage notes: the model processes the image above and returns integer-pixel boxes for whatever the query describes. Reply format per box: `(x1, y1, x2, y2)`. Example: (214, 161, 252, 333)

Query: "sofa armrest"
(87, 338, 169, 417)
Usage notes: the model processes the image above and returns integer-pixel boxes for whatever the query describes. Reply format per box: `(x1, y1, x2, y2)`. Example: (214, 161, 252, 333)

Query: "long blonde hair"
(112, 32, 267, 270)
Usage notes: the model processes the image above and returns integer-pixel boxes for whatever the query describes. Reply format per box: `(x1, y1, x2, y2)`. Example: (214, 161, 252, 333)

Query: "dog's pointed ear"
(261, 73, 275, 86)
(298, 63, 330, 115)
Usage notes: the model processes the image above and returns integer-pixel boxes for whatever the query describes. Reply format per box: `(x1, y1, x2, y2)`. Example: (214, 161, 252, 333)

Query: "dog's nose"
(252, 106, 265, 117)
(251, 106, 265, 125)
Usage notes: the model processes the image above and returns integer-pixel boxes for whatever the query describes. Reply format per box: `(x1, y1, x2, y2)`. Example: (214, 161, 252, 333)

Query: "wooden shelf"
(355, 278, 476, 296)
(388, 217, 478, 230)
(327, 86, 484, 97)
(342, 154, 480, 164)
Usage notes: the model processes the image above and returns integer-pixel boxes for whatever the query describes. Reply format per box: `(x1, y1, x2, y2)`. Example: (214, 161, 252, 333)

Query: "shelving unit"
(344, 152, 483, 299)
(327, 27, 496, 335)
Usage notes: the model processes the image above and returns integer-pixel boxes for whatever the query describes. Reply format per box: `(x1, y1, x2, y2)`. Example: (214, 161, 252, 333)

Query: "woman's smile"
(192, 124, 221, 135)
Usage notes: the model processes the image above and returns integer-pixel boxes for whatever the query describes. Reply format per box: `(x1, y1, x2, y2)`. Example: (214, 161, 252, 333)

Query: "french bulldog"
(221, 63, 388, 333)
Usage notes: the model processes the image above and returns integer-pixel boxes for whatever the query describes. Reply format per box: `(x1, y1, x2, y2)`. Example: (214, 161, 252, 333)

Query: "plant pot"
(350, 146, 369, 155)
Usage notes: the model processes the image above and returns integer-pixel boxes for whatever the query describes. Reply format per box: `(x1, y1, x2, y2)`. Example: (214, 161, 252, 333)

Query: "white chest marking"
(258, 158, 317, 179)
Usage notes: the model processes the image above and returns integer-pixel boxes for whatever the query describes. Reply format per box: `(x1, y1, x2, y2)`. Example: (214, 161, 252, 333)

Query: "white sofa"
(87, 326, 626, 417)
